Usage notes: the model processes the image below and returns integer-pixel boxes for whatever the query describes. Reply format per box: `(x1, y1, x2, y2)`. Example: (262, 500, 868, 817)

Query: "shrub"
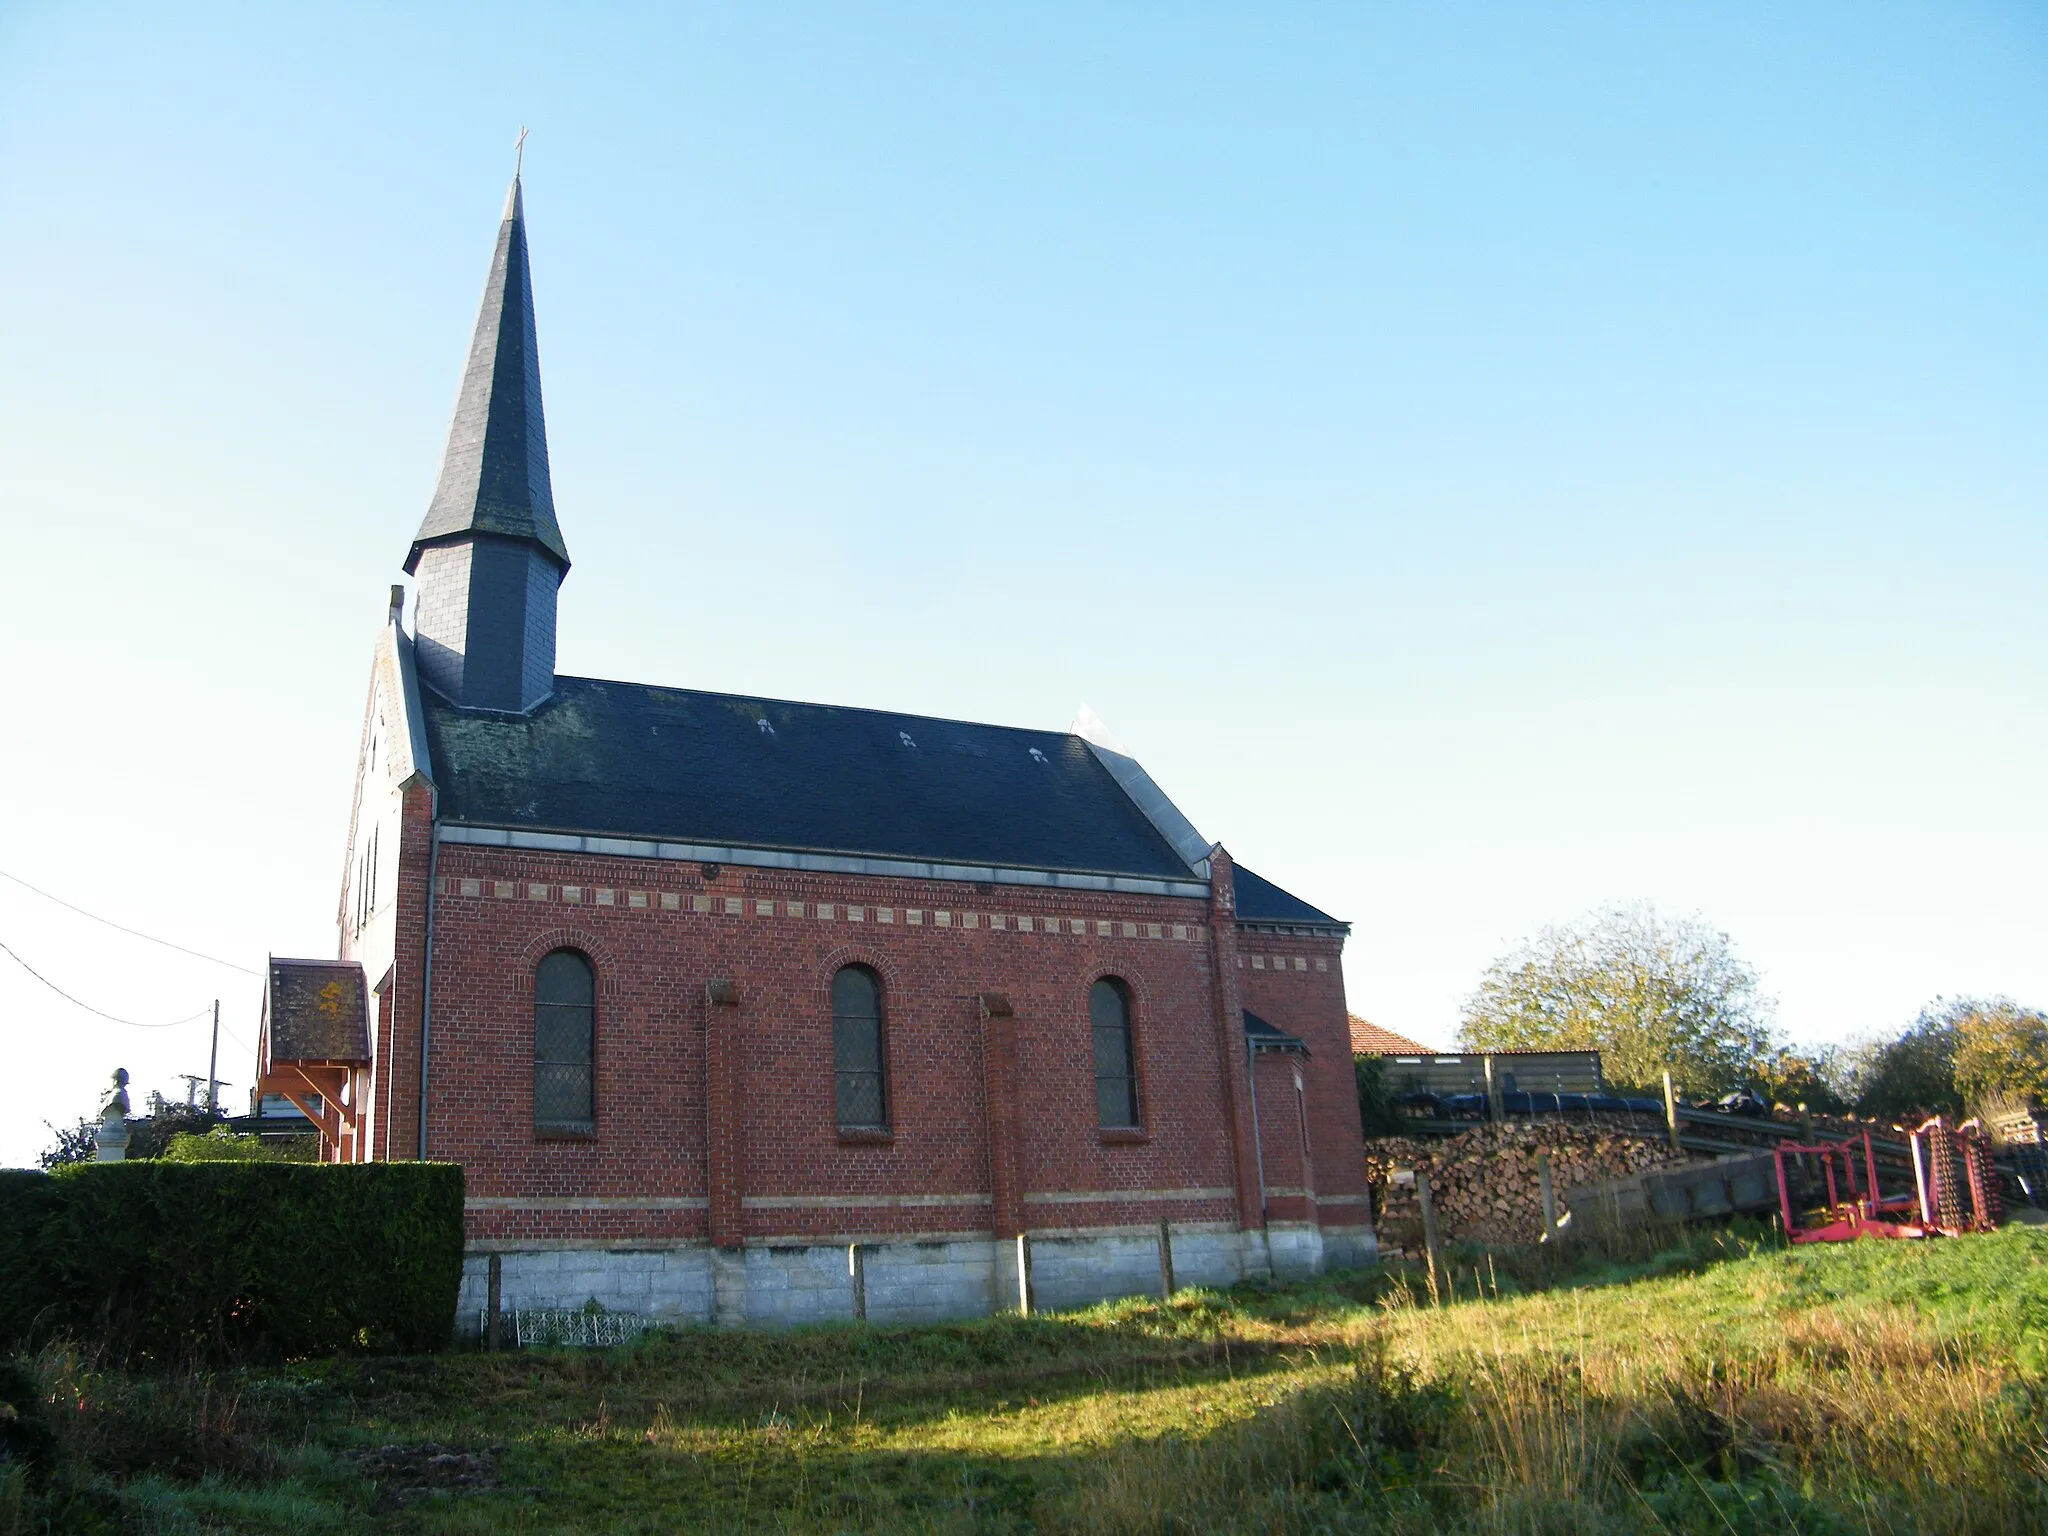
(0, 1173, 64, 1344)
(0, 1162, 463, 1364)
(160, 1130, 311, 1164)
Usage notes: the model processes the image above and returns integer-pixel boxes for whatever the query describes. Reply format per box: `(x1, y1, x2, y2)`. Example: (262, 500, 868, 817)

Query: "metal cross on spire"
(515, 125, 528, 179)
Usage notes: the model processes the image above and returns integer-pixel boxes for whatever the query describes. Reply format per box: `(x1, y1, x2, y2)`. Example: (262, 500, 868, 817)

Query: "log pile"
(1365, 1124, 1703, 1249)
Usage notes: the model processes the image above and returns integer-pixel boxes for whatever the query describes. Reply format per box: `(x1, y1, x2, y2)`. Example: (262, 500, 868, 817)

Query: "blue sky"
(1, 3, 2043, 1165)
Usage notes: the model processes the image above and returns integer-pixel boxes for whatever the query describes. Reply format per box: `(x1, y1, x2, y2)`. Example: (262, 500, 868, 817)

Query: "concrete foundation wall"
(457, 1222, 1375, 1335)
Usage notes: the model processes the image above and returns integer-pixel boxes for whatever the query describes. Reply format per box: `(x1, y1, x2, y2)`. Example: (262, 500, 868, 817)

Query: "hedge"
(0, 1161, 464, 1363)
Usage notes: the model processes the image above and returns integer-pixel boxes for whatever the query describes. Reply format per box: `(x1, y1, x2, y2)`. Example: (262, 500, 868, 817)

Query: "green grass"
(6, 1223, 2045, 1533)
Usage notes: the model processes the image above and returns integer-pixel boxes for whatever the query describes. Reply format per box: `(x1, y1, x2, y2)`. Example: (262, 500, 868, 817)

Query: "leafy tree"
(1458, 902, 1776, 1096)
(1843, 1005, 1963, 1120)
(1948, 996, 2048, 1108)
(1756, 1045, 1853, 1115)
(1353, 1054, 1402, 1137)
(124, 1098, 223, 1161)
(37, 1117, 97, 1169)
(36, 1094, 226, 1168)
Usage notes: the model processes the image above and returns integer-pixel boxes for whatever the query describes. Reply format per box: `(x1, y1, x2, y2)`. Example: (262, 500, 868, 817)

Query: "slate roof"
(406, 177, 569, 574)
(264, 959, 370, 1064)
(1348, 1015, 1436, 1055)
(422, 677, 1201, 880)
(1233, 865, 1345, 929)
(1243, 1008, 1308, 1053)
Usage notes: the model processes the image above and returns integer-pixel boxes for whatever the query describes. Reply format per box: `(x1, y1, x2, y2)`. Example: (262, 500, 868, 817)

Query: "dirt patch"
(344, 1442, 501, 1509)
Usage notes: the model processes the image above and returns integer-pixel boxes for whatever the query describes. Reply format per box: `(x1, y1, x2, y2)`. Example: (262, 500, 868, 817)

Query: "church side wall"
(423, 847, 1235, 1244)
(408, 845, 1371, 1324)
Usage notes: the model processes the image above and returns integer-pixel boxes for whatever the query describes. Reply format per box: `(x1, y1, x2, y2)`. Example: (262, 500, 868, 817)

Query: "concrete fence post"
(1537, 1154, 1559, 1241)
(848, 1243, 867, 1322)
(1016, 1234, 1033, 1316)
(1484, 1055, 1502, 1124)
(1157, 1217, 1175, 1299)
(1663, 1071, 1682, 1152)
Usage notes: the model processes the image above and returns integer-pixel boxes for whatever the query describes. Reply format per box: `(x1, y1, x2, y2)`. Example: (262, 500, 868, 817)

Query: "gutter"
(434, 823, 1209, 899)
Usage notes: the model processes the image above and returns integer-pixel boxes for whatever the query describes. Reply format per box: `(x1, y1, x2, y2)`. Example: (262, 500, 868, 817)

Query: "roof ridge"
(548, 673, 1089, 743)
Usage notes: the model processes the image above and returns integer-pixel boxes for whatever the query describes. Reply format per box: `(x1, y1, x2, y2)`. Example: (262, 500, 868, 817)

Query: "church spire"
(406, 174, 570, 574)
(406, 169, 569, 714)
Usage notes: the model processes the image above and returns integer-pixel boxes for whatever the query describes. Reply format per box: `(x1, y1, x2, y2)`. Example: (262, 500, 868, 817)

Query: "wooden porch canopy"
(256, 957, 371, 1156)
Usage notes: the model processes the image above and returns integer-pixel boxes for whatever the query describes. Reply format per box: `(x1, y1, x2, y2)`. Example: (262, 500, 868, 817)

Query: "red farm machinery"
(1774, 1117, 2003, 1244)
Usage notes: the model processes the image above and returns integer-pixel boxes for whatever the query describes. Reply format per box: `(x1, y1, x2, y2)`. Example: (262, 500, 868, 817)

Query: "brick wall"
(1238, 924, 1371, 1230)
(372, 840, 1366, 1256)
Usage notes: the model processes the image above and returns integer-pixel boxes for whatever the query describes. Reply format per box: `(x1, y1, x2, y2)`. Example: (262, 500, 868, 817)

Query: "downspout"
(416, 790, 440, 1161)
(1247, 1039, 1267, 1225)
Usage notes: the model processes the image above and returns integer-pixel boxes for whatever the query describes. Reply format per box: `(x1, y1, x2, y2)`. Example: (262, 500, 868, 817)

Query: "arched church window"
(534, 949, 595, 1133)
(832, 965, 887, 1131)
(1091, 978, 1139, 1129)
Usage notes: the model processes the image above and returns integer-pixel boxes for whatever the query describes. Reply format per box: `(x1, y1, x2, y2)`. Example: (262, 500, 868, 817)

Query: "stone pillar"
(1204, 849, 1263, 1237)
(712, 1249, 747, 1329)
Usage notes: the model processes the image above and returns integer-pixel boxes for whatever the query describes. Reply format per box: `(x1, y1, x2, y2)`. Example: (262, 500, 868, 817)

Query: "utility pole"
(207, 1000, 220, 1117)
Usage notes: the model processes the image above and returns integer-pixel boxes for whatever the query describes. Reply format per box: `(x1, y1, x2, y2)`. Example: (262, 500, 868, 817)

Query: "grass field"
(5, 1223, 2045, 1533)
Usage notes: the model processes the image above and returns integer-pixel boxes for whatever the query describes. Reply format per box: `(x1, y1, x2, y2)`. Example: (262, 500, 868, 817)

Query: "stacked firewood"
(1365, 1124, 1701, 1248)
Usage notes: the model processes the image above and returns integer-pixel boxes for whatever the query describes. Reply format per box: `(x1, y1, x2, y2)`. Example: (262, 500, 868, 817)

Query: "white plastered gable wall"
(333, 611, 434, 1159)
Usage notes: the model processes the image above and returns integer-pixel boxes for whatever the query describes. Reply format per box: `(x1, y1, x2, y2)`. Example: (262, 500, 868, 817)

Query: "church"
(257, 175, 1373, 1328)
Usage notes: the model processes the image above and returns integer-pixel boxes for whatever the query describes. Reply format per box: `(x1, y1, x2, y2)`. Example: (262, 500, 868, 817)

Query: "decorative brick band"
(465, 1197, 711, 1211)
(740, 1193, 994, 1210)
(1242, 953, 1333, 973)
(1025, 1218, 1241, 1240)
(1021, 1186, 1233, 1205)
(442, 876, 1207, 944)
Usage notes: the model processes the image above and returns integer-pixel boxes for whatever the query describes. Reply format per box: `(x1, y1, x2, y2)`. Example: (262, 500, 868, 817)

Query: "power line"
(0, 865, 262, 977)
(0, 936, 215, 1029)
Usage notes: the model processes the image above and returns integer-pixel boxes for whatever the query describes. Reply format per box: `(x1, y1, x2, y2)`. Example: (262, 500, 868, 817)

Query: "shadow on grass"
(30, 1224, 2036, 1536)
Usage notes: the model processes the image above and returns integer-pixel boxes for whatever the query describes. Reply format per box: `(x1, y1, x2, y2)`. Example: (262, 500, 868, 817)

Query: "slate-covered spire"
(407, 177, 569, 573)
(407, 175, 569, 714)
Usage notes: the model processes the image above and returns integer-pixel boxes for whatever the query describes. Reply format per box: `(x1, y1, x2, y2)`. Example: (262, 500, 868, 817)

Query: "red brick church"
(258, 176, 1371, 1327)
